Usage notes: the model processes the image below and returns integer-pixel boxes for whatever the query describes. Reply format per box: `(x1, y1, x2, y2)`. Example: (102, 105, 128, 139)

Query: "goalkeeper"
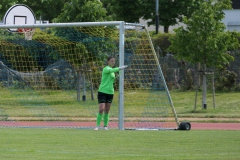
(94, 56, 128, 130)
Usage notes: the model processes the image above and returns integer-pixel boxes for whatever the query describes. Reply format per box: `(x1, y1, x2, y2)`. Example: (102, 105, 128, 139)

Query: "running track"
(0, 121, 240, 130)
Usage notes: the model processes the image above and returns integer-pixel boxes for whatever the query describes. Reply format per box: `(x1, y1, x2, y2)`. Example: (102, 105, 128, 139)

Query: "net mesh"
(0, 24, 178, 129)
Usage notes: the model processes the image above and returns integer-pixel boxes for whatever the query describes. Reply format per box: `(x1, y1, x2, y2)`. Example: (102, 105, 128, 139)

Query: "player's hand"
(119, 65, 128, 70)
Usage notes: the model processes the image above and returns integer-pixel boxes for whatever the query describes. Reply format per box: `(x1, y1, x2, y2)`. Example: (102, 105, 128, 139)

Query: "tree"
(23, 0, 67, 22)
(102, 0, 201, 33)
(169, 0, 239, 109)
(101, 0, 145, 23)
(0, 0, 66, 22)
(53, 0, 109, 23)
(0, 0, 19, 20)
(143, 0, 202, 33)
(0, 0, 108, 23)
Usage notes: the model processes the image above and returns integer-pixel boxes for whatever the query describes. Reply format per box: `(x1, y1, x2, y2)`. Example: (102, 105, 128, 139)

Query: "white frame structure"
(0, 21, 180, 130)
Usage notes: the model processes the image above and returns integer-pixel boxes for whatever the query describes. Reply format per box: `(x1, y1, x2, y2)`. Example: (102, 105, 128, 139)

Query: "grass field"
(0, 128, 239, 160)
(0, 90, 239, 159)
(171, 91, 240, 119)
(1, 88, 240, 119)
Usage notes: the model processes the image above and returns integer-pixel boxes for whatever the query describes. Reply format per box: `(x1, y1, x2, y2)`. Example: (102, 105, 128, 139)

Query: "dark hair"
(107, 56, 115, 61)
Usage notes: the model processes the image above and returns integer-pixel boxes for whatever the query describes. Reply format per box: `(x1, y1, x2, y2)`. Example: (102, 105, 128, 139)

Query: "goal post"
(118, 21, 125, 130)
(0, 21, 181, 130)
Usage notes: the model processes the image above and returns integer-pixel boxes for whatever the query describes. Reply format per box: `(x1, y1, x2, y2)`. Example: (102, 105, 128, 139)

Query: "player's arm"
(103, 66, 128, 73)
(118, 65, 128, 70)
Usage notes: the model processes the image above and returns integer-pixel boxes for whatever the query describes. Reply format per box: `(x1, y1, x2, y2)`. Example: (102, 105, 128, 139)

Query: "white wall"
(222, 10, 240, 32)
(139, 18, 186, 33)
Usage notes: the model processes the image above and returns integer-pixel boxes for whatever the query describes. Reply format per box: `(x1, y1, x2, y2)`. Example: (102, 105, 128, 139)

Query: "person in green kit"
(94, 56, 128, 130)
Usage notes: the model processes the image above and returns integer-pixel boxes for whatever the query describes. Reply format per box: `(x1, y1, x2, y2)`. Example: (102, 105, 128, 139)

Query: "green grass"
(0, 128, 239, 160)
(170, 91, 240, 118)
(0, 89, 239, 159)
(0, 87, 240, 119)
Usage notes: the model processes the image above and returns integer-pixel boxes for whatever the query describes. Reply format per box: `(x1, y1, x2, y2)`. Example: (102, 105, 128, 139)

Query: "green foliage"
(153, 0, 203, 32)
(215, 70, 238, 91)
(102, 0, 144, 23)
(102, 0, 202, 33)
(0, 0, 110, 23)
(0, 0, 18, 19)
(53, 0, 109, 23)
(143, 0, 203, 33)
(0, 30, 42, 71)
(152, 33, 174, 56)
(0, 26, 117, 70)
(0, 0, 234, 35)
(27, 0, 68, 22)
(169, 0, 239, 68)
(0, 25, 119, 89)
(0, 0, 67, 22)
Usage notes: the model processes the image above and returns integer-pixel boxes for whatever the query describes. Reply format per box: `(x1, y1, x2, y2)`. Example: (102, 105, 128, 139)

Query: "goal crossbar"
(0, 21, 125, 29)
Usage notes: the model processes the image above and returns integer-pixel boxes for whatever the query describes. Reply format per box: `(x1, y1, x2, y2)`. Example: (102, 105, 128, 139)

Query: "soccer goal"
(0, 21, 187, 130)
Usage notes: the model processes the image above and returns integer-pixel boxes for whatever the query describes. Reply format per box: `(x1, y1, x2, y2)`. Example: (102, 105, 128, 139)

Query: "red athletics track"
(190, 122, 240, 130)
(0, 121, 240, 130)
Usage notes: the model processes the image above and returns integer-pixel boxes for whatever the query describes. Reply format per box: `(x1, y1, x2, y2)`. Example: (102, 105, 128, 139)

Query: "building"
(222, 10, 240, 32)
(222, 0, 240, 31)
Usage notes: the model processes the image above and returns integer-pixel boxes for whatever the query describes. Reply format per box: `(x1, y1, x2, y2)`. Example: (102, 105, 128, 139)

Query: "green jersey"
(98, 66, 119, 94)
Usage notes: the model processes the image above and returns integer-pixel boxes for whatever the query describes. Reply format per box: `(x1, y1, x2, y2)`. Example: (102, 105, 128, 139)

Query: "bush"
(151, 33, 175, 56)
(215, 70, 237, 91)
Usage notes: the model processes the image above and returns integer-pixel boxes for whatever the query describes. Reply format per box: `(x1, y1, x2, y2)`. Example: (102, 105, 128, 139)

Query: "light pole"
(156, 0, 159, 34)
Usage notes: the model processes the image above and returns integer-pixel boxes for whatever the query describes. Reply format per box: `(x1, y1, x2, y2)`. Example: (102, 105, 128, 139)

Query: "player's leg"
(103, 94, 113, 129)
(95, 92, 106, 130)
(96, 103, 105, 126)
(103, 103, 111, 129)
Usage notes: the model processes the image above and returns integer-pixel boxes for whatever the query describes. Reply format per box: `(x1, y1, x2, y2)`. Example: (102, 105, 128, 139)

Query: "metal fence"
(158, 51, 240, 91)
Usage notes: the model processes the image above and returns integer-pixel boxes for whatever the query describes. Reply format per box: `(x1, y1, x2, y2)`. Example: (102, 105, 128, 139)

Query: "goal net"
(0, 22, 179, 130)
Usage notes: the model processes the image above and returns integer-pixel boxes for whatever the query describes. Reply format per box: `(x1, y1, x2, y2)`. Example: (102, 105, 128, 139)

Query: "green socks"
(96, 113, 103, 126)
(103, 114, 109, 127)
(96, 113, 109, 127)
